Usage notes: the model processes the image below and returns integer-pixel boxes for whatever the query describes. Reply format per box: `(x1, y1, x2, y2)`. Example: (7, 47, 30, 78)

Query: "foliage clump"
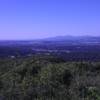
(0, 56, 99, 100)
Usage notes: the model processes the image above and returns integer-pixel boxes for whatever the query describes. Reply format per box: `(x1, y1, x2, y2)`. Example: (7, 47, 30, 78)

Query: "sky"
(0, 0, 100, 40)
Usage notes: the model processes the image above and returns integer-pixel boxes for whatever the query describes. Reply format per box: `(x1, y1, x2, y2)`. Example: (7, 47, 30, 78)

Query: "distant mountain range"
(38, 36, 100, 45)
(0, 36, 100, 45)
(43, 36, 100, 41)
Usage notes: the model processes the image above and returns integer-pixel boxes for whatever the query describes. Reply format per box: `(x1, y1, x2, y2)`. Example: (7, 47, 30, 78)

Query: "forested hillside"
(0, 56, 100, 100)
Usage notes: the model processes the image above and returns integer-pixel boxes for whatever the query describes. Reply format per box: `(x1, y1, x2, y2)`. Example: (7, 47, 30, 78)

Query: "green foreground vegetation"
(0, 55, 100, 100)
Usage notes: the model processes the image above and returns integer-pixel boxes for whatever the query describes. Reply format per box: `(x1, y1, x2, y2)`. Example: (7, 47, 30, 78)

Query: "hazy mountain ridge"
(0, 36, 100, 45)
(43, 36, 100, 42)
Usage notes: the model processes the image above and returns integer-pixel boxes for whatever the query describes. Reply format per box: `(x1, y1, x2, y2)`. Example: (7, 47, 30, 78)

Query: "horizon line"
(0, 35, 100, 41)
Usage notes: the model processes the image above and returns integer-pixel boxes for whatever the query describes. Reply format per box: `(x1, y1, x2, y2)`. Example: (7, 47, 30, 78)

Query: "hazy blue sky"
(0, 0, 100, 40)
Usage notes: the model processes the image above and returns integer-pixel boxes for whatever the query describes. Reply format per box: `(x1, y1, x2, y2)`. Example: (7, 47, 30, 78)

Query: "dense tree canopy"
(0, 56, 100, 100)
